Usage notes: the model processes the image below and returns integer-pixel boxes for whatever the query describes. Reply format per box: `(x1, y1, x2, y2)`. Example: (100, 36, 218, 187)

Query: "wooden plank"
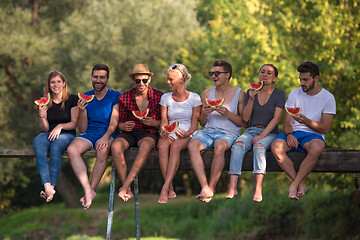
(0, 148, 359, 173)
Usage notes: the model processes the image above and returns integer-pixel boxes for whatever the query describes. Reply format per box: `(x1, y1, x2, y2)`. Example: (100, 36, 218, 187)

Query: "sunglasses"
(135, 78, 149, 84)
(168, 64, 185, 76)
(209, 71, 227, 77)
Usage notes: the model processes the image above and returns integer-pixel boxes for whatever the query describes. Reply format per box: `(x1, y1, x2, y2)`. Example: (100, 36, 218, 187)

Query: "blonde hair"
(167, 63, 192, 82)
(44, 70, 70, 109)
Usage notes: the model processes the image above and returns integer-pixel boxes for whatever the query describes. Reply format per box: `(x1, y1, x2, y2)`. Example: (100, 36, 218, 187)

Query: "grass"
(1, 177, 360, 240)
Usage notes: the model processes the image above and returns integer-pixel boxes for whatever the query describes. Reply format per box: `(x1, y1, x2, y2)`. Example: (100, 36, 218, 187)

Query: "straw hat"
(129, 64, 153, 78)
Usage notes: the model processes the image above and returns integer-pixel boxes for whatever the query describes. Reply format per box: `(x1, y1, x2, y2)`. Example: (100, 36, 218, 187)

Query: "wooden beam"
(0, 148, 359, 173)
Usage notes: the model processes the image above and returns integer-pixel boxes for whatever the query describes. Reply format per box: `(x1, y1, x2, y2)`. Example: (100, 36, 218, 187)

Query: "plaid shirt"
(118, 87, 163, 134)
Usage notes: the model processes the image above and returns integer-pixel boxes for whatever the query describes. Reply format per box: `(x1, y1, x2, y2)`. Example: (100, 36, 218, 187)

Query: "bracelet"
(39, 115, 45, 118)
(285, 132, 293, 137)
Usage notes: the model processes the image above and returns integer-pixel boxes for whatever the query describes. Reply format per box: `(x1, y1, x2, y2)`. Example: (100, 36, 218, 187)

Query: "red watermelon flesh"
(162, 121, 179, 134)
(285, 107, 302, 115)
(249, 81, 264, 91)
(34, 93, 51, 106)
(78, 93, 95, 103)
(205, 98, 225, 108)
(132, 109, 149, 119)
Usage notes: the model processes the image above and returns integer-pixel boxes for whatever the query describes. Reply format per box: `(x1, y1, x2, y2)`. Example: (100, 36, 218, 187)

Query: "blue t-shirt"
(84, 89, 121, 134)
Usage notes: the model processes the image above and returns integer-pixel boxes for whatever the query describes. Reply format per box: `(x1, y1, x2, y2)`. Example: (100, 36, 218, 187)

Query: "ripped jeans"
(229, 127, 276, 175)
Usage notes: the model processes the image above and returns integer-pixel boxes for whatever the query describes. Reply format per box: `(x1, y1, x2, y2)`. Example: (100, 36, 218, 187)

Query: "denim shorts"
(191, 129, 238, 149)
(78, 129, 119, 149)
(275, 130, 325, 152)
(234, 127, 276, 150)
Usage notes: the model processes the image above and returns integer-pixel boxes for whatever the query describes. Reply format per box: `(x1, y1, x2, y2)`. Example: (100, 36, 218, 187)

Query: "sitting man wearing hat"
(111, 64, 163, 201)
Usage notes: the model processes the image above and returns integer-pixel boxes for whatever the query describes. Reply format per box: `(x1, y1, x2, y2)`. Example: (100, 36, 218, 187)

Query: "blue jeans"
(33, 132, 75, 186)
(229, 127, 276, 175)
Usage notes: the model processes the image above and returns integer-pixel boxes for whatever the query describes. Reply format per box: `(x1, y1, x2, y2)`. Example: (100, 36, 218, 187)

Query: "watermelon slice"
(34, 93, 51, 106)
(78, 93, 95, 103)
(162, 121, 179, 134)
(249, 81, 264, 91)
(132, 109, 149, 119)
(285, 107, 302, 116)
(205, 98, 225, 108)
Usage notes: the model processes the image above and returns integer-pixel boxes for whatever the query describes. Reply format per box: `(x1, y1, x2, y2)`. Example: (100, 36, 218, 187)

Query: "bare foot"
(196, 187, 214, 203)
(118, 186, 133, 202)
(297, 183, 307, 198)
(225, 188, 238, 199)
(40, 191, 47, 200)
(158, 188, 168, 204)
(288, 183, 299, 200)
(253, 189, 262, 202)
(168, 190, 177, 199)
(44, 184, 56, 202)
(82, 189, 96, 210)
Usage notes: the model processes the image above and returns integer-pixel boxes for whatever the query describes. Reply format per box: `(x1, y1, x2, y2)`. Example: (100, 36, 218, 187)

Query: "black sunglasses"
(135, 78, 149, 84)
(209, 71, 227, 77)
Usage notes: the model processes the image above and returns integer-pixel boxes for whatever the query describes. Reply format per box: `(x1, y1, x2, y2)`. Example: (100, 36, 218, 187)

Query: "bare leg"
(253, 174, 264, 202)
(292, 139, 324, 198)
(158, 137, 190, 204)
(89, 138, 114, 190)
(67, 138, 95, 209)
(111, 137, 133, 200)
(208, 140, 230, 194)
(157, 138, 172, 203)
(188, 139, 213, 202)
(226, 174, 239, 199)
(272, 139, 307, 200)
(118, 137, 155, 202)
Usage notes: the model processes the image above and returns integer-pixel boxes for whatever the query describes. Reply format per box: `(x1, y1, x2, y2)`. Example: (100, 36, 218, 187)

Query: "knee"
(67, 143, 79, 157)
(214, 143, 228, 156)
(170, 142, 182, 153)
(187, 140, 199, 153)
(271, 140, 284, 155)
(254, 143, 264, 148)
(139, 140, 155, 153)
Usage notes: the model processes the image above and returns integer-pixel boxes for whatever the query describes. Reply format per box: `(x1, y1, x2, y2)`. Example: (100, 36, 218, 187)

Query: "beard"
(302, 80, 315, 92)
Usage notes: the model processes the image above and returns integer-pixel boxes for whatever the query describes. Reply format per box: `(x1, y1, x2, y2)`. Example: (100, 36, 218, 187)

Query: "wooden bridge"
(1, 147, 359, 239)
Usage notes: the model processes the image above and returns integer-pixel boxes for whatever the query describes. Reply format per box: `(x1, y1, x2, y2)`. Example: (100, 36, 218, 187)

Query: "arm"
(198, 89, 213, 127)
(96, 104, 120, 149)
(283, 112, 299, 148)
(77, 99, 88, 133)
(176, 105, 201, 139)
(292, 113, 333, 134)
(38, 105, 49, 132)
(242, 90, 255, 123)
(159, 105, 169, 138)
(48, 106, 79, 141)
(216, 90, 246, 127)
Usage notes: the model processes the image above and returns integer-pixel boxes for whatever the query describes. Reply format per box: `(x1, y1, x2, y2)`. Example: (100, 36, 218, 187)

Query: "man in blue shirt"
(67, 64, 121, 209)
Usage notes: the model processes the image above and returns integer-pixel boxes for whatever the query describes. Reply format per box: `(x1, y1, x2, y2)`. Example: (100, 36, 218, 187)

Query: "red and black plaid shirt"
(118, 87, 163, 134)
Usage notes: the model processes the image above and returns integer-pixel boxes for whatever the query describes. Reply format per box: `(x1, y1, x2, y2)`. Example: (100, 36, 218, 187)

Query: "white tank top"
(203, 87, 242, 136)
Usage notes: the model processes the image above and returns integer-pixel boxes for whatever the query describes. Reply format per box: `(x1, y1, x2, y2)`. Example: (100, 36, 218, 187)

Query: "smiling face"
(49, 75, 65, 95)
(92, 70, 108, 92)
(211, 66, 229, 86)
(258, 65, 277, 85)
(133, 74, 151, 93)
(167, 70, 184, 91)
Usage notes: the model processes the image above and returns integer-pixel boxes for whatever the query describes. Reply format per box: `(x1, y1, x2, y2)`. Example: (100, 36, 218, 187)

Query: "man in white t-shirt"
(271, 61, 336, 200)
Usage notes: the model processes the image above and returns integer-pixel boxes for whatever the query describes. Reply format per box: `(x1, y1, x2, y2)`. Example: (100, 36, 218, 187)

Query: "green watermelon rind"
(249, 81, 264, 91)
(205, 98, 225, 108)
(132, 109, 149, 119)
(34, 93, 51, 106)
(78, 93, 95, 103)
(162, 121, 179, 134)
(285, 107, 302, 115)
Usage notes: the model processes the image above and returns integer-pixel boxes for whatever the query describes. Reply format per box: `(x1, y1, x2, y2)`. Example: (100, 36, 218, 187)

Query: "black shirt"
(46, 94, 79, 135)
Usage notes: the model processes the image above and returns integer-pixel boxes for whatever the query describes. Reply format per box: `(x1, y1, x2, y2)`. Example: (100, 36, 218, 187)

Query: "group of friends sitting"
(33, 60, 336, 209)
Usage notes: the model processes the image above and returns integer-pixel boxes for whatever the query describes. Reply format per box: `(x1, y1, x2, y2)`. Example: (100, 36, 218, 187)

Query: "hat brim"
(129, 72, 154, 78)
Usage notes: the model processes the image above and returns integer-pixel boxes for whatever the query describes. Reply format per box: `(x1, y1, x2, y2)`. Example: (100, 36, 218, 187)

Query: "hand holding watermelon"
(38, 104, 48, 118)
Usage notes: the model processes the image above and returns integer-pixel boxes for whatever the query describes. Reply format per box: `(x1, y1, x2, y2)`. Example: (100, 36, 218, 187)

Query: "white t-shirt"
(285, 87, 336, 138)
(160, 91, 202, 139)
